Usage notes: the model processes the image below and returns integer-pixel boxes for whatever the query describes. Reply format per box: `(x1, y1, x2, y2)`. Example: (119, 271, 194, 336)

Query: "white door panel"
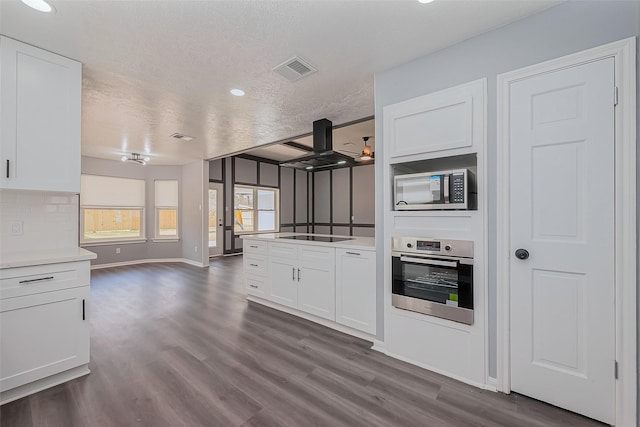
(509, 57, 615, 424)
(208, 183, 223, 257)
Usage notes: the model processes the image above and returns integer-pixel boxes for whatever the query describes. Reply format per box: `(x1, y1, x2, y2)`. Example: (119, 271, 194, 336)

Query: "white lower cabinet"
(268, 257, 298, 308)
(335, 249, 376, 335)
(267, 242, 336, 321)
(0, 259, 92, 403)
(0, 287, 89, 393)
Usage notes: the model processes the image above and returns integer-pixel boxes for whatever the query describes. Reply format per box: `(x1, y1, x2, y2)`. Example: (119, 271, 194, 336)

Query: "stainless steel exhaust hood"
(280, 119, 356, 170)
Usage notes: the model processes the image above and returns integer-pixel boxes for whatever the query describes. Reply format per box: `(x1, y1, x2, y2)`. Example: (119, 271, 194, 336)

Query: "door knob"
(515, 249, 530, 260)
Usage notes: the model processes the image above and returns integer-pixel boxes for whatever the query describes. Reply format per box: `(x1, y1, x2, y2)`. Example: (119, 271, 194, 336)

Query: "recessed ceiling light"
(20, 0, 55, 13)
(230, 88, 245, 97)
(337, 161, 347, 165)
(306, 166, 314, 170)
(418, 0, 434, 3)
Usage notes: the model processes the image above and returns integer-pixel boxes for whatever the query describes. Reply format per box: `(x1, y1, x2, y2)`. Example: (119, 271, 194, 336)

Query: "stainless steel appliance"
(394, 169, 476, 210)
(392, 237, 474, 324)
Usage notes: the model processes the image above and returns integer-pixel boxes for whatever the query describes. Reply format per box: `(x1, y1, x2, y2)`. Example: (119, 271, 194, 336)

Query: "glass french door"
(208, 182, 223, 257)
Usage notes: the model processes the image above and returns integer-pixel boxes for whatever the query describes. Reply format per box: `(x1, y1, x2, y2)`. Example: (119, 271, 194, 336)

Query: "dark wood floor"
(1, 256, 604, 427)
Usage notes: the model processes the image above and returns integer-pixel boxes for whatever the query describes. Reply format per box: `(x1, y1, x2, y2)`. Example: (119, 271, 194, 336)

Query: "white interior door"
(208, 183, 223, 257)
(509, 57, 615, 424)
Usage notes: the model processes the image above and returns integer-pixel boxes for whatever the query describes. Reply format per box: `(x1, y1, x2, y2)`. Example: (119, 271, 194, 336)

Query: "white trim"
(382, 349, 495, 391)
(247, 296, 376, 343)
(90, 258, 209, 270)
(0, 365, 90, 405)
(371, 339, 387, 354)
(496, 37, 636, 426)
(486, 376, 498, 392)
(81, 238, 147, 247)
(151, 238, 180, 243)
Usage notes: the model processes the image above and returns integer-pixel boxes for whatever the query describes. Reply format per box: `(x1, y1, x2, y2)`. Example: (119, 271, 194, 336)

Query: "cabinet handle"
(19, 276, 54, 284)
(297, 268, 301, 282)
(82, 299, 86, 321)
(249, 284, 258, 289)
(346, 251, 361, 256)
(249, 263, 258, 267)
(5, 160, 9, 178)
(249, 245, 258, 248)
(292, 267, 295, 280)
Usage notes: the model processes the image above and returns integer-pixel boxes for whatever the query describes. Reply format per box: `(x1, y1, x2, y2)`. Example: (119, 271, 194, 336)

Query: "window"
(80, 175, 145, 243)
(155, 180, 179, 239)
(234, 185, 278, 234)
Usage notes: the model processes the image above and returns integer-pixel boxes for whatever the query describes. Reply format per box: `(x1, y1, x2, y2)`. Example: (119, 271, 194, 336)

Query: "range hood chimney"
(313, 118, 333, 152)
(280, 119, 355, 170)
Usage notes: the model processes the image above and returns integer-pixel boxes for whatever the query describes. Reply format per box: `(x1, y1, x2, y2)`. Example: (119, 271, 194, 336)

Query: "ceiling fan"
(355, 136, 374, 162)
(340, 136, 374, 162)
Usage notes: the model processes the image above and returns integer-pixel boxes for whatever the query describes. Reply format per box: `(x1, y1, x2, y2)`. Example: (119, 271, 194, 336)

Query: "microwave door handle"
(443, 175, 449, 204)
(399, 256, 457, 268)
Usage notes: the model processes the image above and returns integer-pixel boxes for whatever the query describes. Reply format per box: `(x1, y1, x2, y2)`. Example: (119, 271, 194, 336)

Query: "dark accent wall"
(311, 163, 375, 237)
(211, 155, 374, 254)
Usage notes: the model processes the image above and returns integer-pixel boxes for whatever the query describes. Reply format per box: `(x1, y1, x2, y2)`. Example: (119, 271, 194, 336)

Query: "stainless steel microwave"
(394, 169, 476, 210)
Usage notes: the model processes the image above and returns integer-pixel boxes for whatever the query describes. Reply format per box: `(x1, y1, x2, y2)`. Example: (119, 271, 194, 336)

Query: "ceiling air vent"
(273, 56, 317, 82)
(170, 133, 194, 142)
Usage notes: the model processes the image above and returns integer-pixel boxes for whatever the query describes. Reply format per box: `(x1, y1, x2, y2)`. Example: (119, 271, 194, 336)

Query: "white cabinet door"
(298, 246, 335, 321)
(0, 36, 82, 192)
(384, 79, 485, 160)
(0, 286, 89, 392)
(336, 249, 376, 334)
(267, 257, 297, 309)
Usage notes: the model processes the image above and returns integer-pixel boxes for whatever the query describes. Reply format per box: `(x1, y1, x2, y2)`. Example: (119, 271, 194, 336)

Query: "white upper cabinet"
(0, 36, 82, 192)
(384, 79, 485, 161)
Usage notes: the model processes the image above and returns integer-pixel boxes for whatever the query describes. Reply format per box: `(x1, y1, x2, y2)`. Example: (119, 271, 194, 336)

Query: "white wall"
(374, 0, 639, 378)
(181, 160, 208, 266)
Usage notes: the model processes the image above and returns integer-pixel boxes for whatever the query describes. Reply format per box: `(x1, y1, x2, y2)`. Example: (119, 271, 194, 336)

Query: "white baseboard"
(382, 349, 492, 390)
(485, 376, 498, 392)
(372, 339, 387, 354)
(1, 365, 90, 405)
(247, 296, 376, 342)
(91, 258, 208, 270)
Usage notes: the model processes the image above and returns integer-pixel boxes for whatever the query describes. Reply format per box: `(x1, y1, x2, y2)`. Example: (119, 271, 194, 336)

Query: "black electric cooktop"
(279, 235, 354, 243)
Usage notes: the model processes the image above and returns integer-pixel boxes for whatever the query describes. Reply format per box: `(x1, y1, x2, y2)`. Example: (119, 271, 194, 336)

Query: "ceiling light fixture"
(306, 166, 314, 170)
(121, 153, 150, 165)
(230, 88, 245, 97)
(355, 137, 374, 162)
(20, 0, 55, 12)
(418, 0, 435, 3)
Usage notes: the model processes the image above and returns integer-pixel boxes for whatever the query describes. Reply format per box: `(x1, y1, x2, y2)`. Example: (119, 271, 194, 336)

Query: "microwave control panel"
(451, 173, 465, 203)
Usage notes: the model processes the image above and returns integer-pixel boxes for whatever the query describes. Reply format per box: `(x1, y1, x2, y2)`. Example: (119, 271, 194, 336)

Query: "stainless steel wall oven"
(392, 237, 474, 325)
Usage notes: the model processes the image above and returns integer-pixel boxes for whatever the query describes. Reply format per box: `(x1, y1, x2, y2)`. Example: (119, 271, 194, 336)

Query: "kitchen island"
(241, 233, 376, 339)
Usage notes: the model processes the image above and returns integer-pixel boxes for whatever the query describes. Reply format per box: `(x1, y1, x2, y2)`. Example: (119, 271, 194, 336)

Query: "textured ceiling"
(0, 0, 560, 165)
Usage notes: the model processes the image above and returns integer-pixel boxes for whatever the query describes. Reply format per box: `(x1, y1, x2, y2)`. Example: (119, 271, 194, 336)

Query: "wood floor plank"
(0, 257, 605, 427)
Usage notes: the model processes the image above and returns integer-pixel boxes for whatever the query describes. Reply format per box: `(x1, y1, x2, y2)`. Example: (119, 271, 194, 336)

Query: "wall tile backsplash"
(0, 189, 79, 254)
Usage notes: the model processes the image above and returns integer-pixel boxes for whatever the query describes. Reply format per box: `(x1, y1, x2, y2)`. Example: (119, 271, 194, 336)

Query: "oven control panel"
(393, 237, 473, 258)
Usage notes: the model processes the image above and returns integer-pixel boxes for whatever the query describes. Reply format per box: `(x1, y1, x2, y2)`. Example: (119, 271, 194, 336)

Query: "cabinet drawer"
(0, 261, 90, 299)
(244, 240, 267, 255)
(246, 275, 267, 298)
(244, 254, 266, 277)
(298, 246, 335, 265)
(268, 242, 297, 260)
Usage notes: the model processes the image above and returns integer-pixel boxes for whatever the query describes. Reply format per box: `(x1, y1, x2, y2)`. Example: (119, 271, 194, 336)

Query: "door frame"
(496, 37, 636, 426)
(208, 182, 224, 257)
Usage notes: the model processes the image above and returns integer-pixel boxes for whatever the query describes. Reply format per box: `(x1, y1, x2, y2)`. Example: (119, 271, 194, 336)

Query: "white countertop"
(0, 247, 97, 269)
(241, 233, 375, 251)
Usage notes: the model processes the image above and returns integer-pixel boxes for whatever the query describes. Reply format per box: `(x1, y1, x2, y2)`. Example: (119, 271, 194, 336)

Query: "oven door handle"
(399, 256, 457, 268)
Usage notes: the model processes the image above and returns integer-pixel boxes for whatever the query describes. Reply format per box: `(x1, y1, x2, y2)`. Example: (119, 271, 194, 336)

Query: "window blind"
(155, 180, 178, 207)
(80, 175, 145, 207)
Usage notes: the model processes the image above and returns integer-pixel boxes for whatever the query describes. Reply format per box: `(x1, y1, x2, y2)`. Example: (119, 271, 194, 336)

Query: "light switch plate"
(10, 220, 23, 236)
